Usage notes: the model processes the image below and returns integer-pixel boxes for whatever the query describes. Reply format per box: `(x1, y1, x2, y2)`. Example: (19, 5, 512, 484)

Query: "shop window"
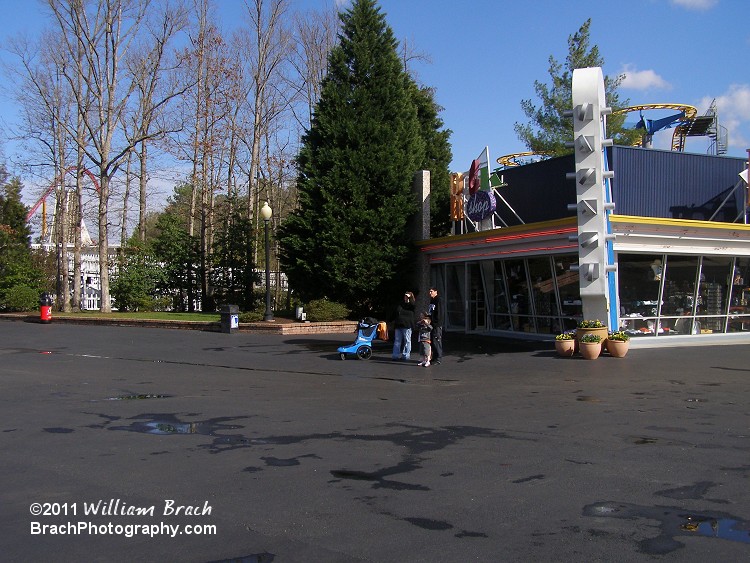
(489, 261, 512, 330)
(659, 255, 700, 334)
(506, 259, 535, 332)
(728, 257, 750, 332)
(697, 256, 732, 333)
(618, 253, 744, 337)
(555, 255, 581, 331)
(528, 256, 556, 334)
(468, 263, 487, 331)
(617, 254, 666, 336)
(445, 263, 465, 330)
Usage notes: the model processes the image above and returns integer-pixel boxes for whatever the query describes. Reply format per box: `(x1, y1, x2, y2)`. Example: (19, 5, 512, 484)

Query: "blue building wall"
(610, 147, 747, 221)
(496, 147, 747, 224)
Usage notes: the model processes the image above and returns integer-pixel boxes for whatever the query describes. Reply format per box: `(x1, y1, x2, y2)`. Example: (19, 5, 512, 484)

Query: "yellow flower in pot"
(606, 330, 630, 358)
(554, 331, 575, 357)
(575, 319, 608, 348)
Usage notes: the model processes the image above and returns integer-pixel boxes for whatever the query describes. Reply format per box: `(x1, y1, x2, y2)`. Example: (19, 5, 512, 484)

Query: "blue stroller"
(338, 317, 380, 360)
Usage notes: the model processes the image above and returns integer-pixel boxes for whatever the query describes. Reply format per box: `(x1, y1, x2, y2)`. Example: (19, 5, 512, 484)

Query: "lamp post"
(260, 201, 274, 322)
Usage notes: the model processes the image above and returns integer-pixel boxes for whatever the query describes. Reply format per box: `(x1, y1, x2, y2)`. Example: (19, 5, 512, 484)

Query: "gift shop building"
(419, 68, 750, 341)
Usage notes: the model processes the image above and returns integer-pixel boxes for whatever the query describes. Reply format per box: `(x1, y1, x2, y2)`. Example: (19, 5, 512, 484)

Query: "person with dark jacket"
(427, 286, 443, 364)
(392, 291, 416, 360)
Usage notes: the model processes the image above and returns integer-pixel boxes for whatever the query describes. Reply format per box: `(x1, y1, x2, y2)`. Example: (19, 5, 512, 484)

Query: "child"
(417, 312, 433, 367)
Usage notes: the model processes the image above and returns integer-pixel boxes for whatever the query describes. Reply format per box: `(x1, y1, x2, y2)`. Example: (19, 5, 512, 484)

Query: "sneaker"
(435, 359, 441, 365)
(423, 361, 430, 367)
(417, 361, 424, 366)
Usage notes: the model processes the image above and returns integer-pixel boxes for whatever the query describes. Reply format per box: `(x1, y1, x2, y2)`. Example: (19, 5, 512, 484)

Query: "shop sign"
(466, 190, 496, 222)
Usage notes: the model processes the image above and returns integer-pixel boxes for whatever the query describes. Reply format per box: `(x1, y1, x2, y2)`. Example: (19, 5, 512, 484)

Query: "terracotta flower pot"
(555, 339, 575, 357)
(579, 341, 601, 360)
(575, 327, 609, 345)
(606, 340, 629, 358)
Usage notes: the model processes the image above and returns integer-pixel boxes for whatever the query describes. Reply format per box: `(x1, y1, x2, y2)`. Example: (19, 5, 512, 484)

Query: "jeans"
(392, 327, 412, 359)
(430, 326, 443, 360)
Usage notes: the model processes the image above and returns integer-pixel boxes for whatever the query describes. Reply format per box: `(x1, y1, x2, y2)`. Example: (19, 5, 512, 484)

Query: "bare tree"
(124, 0, 189, 242)
(4, 32, 78, 310)
(241, 0, 292, 224)
(46, 0, 190, 312)
(288, 3, 339, 131)
(44, 0, 147, 312)
(181, 0, 237, 310)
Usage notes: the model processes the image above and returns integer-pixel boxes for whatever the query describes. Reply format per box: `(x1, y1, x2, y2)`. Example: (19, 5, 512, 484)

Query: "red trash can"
(39, 293, 53, 323)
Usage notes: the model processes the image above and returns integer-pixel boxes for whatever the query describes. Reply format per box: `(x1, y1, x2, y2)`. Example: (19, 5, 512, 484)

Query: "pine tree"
(0, 169, 44, 311)
(211, 196, 258, 311)
(410, 82, 452, 237)
(514, 19, 640, 156)
(150, 185, 201, 312)
(278, 0, 425, 315)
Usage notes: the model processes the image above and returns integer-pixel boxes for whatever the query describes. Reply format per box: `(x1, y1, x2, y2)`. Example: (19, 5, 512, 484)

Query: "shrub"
(239, 310, 264, 323)
(0, 284, 41, 312)
(304, 298, 350, 322)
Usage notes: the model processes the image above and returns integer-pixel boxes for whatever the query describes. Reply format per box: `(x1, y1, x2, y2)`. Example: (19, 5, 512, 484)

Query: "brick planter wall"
(0, 313, 357, 335)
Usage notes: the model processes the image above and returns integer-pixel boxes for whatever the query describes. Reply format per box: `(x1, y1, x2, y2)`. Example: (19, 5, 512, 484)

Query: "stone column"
(413, 170, 431, 313)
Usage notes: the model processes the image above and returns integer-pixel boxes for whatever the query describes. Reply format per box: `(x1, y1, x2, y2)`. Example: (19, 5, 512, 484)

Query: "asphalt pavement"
(1, 318, 749, 562)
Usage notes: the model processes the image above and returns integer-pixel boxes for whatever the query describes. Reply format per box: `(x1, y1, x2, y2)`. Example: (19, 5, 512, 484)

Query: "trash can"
(39, 292, 53, 324)
(220, 304, 239, 334)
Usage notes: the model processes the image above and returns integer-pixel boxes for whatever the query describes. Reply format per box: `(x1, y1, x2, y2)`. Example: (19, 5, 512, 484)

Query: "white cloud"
(619, 65, 671, 91)
(670, 0, 718, 10)
(700, 84, 750, 151)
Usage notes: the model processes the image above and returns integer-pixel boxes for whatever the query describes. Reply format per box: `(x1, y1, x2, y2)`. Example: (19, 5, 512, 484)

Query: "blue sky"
(2, 0, 748, 183)
(359, 0, 750, 170)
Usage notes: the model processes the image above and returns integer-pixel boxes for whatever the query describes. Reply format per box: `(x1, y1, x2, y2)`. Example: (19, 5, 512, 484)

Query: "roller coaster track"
(613, 104, 699, 151)
(498, 103, 712, 166)
(25, 166, 100, 223)
(613, 103, 698, 120)
(26, 167, 101, 242)
(496, 151, 550, 167)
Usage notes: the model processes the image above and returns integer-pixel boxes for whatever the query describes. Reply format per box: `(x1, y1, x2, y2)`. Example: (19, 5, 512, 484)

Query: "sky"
(357, 0, 750, 170)
(1, 0, 749, 190)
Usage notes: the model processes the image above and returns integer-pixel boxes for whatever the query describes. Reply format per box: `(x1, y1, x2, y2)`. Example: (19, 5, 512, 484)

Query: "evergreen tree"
(514, 19, 640, 156)
(110, 237, 167, 311)
(0, 169, 44, 311)
(410, 82, 452, 237)
(277, 0, 426, 315)
(211, 196, 258, 311)
(150, 185, 201, 312)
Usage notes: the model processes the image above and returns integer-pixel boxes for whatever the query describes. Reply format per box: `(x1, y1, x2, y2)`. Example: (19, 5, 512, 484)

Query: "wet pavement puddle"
(107, 394, 171, 401)
(583, 501, 750, 554)
(106, 415, 249, 437)
(207, 553, 275, 563)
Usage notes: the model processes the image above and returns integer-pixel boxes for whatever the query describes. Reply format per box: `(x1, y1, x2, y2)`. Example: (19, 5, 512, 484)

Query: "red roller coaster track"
(26, 166, 101, 222)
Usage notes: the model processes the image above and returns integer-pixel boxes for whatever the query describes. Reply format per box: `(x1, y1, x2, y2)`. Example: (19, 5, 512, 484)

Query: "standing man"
(391, 291, 416, 361)
(427, 286, 443, 364)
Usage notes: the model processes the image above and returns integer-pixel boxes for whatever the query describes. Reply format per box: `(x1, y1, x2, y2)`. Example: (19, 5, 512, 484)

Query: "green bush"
(239, 310, 264, 323)
(304, 299, 350, 322)
(132, 296, 172, 312)
(0, 284, 41, 312)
